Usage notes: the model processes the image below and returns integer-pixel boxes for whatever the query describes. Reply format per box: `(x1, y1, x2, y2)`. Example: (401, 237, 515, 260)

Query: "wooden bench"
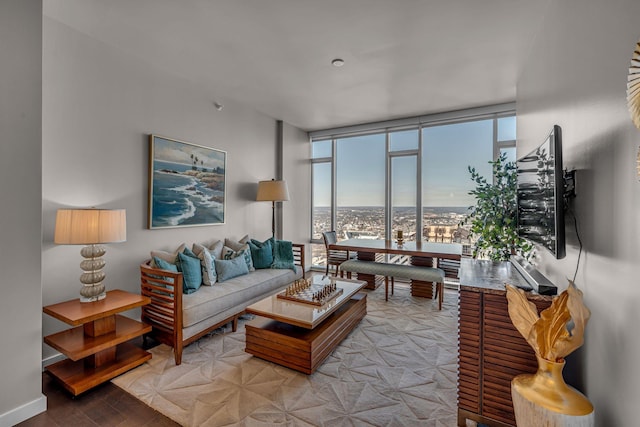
(339, 259, 446, 310)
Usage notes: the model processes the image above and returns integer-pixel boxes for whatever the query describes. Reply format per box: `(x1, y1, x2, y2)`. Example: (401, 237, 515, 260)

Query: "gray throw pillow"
(215, 256, 249, 282)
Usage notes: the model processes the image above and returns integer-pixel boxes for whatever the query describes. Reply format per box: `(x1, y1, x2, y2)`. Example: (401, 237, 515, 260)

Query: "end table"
(43, 289, 152, 396)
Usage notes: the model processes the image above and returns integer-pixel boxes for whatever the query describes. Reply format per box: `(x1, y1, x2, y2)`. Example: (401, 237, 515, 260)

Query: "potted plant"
(462, 152, 533, 261)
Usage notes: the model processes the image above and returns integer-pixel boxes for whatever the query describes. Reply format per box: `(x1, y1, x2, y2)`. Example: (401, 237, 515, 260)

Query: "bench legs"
(345, 269, 441, 310)
(384, 277, 395, 301)
(435, 282, 443, 310)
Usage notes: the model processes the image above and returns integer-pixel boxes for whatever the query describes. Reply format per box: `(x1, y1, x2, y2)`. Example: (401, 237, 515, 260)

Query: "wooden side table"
(43, 289, 152, 396)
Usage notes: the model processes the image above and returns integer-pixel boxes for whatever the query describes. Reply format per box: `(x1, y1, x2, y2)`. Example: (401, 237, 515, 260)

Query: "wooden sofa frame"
(140, 243, 305, 365)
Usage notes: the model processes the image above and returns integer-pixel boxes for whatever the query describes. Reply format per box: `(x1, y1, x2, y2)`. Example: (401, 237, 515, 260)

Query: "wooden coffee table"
(244, 276, 367, 374)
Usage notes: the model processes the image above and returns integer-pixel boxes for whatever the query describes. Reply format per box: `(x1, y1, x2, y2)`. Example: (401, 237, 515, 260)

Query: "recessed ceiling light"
(331, 58, 345, 67)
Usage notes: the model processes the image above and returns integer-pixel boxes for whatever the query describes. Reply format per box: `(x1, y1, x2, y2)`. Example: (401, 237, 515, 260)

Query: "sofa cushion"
(215, 256, 249, 282)
(249, 238, 273, 269)
(181, 267, 301, 328)
(176, 251, 202, 294)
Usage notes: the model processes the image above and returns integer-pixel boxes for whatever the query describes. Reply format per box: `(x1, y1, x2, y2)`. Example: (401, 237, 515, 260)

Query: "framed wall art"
(148, 135, 226, 228)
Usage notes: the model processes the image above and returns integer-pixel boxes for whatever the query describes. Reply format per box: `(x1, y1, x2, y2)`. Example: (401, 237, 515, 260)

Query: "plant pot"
(511, 355, 594, 426)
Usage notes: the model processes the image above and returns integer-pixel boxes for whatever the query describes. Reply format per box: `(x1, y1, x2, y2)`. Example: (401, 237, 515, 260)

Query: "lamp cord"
(568, 206, 583, 283)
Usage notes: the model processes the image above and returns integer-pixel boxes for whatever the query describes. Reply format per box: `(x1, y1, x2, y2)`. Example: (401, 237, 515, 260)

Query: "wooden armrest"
(292, 243, 305, 272)
(140, 260, 183, 333)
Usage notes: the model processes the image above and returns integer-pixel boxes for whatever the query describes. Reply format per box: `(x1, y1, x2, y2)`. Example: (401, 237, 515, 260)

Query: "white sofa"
(140, 243, 304, 365)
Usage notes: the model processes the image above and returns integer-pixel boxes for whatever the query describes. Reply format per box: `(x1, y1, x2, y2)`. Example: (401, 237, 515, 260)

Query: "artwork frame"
(148, 134, 226, 229)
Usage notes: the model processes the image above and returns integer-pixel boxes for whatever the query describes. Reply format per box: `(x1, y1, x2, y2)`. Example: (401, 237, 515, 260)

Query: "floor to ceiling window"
(309, 104, 516, 268)
(336, 134, 386, 240)
(422, 120, 493, 249)
(389, 129, 419, 242)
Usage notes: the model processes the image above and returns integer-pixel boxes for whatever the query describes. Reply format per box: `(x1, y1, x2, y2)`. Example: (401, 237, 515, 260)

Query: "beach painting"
(148, 135, 226, 228)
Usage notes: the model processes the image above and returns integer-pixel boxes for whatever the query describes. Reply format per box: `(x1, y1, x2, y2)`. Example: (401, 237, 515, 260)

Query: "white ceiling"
(44, 0, 547, 132)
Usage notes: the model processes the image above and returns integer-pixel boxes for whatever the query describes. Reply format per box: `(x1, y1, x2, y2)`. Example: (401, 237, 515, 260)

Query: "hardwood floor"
(18, 338, 179, 427)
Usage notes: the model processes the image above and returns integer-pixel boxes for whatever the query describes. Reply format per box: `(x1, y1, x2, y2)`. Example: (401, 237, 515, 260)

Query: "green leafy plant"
(461, 153, 533, 261)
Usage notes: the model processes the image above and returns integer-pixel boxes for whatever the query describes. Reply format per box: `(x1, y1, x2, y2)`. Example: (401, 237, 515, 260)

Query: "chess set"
(277, 278, 344, 306)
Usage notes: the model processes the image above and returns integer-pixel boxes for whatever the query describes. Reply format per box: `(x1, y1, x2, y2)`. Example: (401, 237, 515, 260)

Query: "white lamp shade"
(54, 209, 127, 245)
(256, 180, 289, 202)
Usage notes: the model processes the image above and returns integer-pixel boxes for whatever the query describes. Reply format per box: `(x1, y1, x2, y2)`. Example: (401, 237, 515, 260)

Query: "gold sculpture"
(506, 280, 590, 362)
(506, 281, 594, 419)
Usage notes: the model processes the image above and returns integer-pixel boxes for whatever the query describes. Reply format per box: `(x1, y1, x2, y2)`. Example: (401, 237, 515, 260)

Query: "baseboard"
(42, 352, 65, 370)
(0, 394, 46, 427)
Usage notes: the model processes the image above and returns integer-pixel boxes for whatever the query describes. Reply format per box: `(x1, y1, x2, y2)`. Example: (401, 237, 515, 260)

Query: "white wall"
(282, 122, 311, 264)
(41, 17, 303, 359)
(0, 1, 47, 425)
(516, 0, 640, 424)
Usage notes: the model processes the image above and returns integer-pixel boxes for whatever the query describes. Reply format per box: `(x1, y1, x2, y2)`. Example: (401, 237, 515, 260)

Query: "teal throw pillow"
(249, 238, 273, 269)
(152, 256, 178, 272)
(215, 256, 249, 282)
(149, 257, 176, 295)
(271, 239, 296, 272)
(176, 251, 203, 294)
(182, 246, 198, 259)
(222, 245, 255, 271)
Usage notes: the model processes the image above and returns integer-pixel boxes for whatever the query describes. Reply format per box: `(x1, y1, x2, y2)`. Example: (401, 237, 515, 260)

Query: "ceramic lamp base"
(79, 283, 106, 303)
(78, 244, 108, 303)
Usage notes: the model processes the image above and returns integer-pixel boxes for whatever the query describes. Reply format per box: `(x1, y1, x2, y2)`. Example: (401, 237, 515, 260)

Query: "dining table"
(329, 238, 463, 298)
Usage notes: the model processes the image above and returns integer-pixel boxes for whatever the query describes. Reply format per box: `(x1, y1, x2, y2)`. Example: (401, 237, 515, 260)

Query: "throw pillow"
(271, 239, 296, 272)
(222, 244, 255, 271)
(182, 246, 198, 258)
(192, 239, 224, 260)
(215, 256, 249, 282)
(176, 251, 203, 294)
(249, 238, 273, 269)
(198, 247, 217, 285)
(152, 256, 178, 272)
(149, 257, 177, 295)
(224, 235, 250, 251)
(150, 243, 187, 266)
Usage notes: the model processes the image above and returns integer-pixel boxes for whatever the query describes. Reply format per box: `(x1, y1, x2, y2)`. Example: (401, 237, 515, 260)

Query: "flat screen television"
(516, 125, 566, 259)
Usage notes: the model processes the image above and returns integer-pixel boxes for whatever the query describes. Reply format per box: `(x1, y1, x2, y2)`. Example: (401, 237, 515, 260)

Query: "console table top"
(459, 258, 549, 298)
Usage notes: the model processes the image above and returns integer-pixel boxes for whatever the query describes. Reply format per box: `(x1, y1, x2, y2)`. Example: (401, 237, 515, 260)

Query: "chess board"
(277, 282, 344, 306)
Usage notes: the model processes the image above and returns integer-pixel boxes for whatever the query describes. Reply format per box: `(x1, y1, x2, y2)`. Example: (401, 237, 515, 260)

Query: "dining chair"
(322, 231, 352, 276)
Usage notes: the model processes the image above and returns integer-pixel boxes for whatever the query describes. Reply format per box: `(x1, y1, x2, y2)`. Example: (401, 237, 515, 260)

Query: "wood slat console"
(458, 259, 554, 427)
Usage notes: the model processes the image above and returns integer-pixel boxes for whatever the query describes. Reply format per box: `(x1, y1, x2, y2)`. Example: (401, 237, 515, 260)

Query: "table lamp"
(256, 179, 289, 237)
(54, 208, 127, 302)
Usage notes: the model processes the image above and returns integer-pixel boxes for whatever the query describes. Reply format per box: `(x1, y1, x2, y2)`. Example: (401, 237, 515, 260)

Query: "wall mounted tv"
(516, 125, 566, 259)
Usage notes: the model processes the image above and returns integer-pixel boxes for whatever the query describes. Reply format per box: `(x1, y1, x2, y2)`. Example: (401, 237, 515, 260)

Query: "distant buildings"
(312, 206, 475, 266)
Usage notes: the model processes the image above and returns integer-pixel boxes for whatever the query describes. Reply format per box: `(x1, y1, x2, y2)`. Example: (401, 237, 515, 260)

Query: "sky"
(312, 117, 516, 207)
(153, 136, 226, 170)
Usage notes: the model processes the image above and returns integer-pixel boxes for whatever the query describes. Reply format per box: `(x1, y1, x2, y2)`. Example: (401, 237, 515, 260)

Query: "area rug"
(112, 285, 459, 426)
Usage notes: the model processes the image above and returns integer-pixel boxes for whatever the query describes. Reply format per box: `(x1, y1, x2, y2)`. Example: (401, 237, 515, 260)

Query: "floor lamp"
(256, 179, 289, 238)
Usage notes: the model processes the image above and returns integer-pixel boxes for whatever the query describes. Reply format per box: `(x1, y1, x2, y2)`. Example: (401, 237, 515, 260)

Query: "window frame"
(309, 104, 516, 268)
